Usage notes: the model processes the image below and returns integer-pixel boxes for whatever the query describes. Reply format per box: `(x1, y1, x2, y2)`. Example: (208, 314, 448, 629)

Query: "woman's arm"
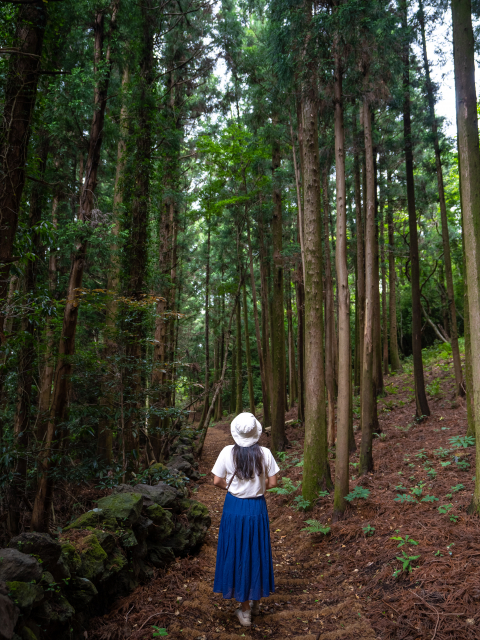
(265, 473, 278, 490)
(213, 474, 227, 490)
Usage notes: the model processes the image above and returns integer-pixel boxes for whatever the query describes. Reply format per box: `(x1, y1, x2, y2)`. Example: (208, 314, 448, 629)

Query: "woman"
(211, 412, 279, 627)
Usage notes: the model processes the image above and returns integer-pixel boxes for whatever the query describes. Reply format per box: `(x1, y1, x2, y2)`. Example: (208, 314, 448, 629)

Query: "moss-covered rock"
(96, 493, 143, 526)
(6, 582, 43, 610)
(63, 508, 116, 532)
(40, 571, 55, 587)
(120, 529, 137, 548)
(146, 543, 175, 568)
(66, 576, 98, 609)
(89, 530, 116, 555)
(102, 551, 127, 581)
(163, 522, 190, 555)
(59, 542, 81, 575)
(79, 535, 107, 581)
(149, 462, 168, 474)
(146, 504, 173, 536)
(42, 594, 75, 624)
(19, 626, 38, 640)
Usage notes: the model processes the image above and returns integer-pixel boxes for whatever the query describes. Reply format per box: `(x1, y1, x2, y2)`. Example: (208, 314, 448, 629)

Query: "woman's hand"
(265, 473, 278, 490)
(213, 474, 227, 490)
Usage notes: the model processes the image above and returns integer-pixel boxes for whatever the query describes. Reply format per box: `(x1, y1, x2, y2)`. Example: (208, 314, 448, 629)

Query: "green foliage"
(152, 627, 168, 637)
(392, 551, 421, 578)
(448, 435, 475, 448)
(421, 495, 438, 503)
(363, 524, 375, 537)
(293, 496, 311, 511)
(301, 520, 331, 535)
(391, 534, 418, 548)
(426, 379, 441, 397)
(344, 486, 370, 502)
(268, 477, 301, 496)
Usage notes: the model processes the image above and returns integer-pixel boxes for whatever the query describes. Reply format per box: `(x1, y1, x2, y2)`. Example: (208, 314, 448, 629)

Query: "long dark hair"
(232, 443, 265, 480)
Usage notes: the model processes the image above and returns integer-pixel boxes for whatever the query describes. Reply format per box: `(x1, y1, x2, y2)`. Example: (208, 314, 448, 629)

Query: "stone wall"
(0, 482, 210, 640)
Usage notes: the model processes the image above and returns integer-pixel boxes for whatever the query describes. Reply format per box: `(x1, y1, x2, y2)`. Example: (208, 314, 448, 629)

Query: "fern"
(344, 486, 370, 502)
(301, 520, 331, 535)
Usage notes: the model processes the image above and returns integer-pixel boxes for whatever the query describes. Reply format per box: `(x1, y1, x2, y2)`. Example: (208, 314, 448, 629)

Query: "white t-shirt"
(211, 445, 280, 499)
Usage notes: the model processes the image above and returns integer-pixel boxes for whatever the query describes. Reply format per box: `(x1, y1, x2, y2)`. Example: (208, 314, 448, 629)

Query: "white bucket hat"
(231, 412, 262, 447)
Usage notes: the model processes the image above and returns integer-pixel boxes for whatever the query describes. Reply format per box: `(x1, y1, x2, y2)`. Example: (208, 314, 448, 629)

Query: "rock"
(132, 516, 153, 543)
(6, 582, 43, 611)
(18, 626, 38, 640)
(120, 530, 137, 548)
(8, 533, 61, 574)
(40, 572, 54, 587)
(38, 594, 75, 624)
(146, 543, 175, 568)
(146, 504, 174, 538)
(0, 550, 42, 583)
(97, 492, 143, 526)
(163, 522, 190, 555)
(149, 462, 168, 474)
(66, 577, 98, 609)
(89, 530, 116, 555)
(58, 542, 81, 575)
(101, 552, 127, 582)
(0, 585, 19, 640)
(63, 508, 116, 532)
(167, 455, 199, 480)
(180, 499, 211, 548)
(78, 535, 107, 581)
(113, 482, 180, 508)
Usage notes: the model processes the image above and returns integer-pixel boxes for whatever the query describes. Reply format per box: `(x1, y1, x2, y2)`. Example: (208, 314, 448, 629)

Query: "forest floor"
(90, 354, 480, 640)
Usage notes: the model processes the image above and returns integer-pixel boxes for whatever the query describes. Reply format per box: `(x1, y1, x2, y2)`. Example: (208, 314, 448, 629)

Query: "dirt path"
(167, 421, 376, 640)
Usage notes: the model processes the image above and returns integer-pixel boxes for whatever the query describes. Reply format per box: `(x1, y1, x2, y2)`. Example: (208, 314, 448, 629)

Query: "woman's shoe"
(250, 600, 260, 615)
(235, 608, 252, 627)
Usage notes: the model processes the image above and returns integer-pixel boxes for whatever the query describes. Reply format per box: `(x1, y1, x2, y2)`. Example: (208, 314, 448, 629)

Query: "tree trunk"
(259, 213, 273, 426)
(419, 0, 464, 396)
(235, 291, 243, 415)
(247, 221, 269, 423)
(295, 275, 305, 424)
(301, 89, 332, 499)
(199, 227, 211, 427)
(243, 281, 255, 415)
(38, 193, 58, 439)
(98, 65, 129, 464)
(0, 1, 47, 305)
(359, 97, 379, 474)
(8, 133, 49, 535)
(31, 4, 118, 531)
(380, 180, 389, 376)
(323, 166, 336, 448)
(286, 274, 297, 409)
(229, 346, 236, 415)
(451, 0, 480, 512)
(402, 2, 430, 420)
(354, 109, 365, 396)
(373, 152, 384, 396)
(387, 171, 402, 371)
(271, 136, 287, 452)
(333, 55, 350, 518)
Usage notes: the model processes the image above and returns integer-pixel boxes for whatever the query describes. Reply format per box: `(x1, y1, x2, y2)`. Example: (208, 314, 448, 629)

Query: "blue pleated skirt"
(213, 492, 275, 602)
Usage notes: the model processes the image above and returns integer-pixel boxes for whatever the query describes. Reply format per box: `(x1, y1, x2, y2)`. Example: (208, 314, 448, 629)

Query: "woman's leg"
(241, 601, 250, 612)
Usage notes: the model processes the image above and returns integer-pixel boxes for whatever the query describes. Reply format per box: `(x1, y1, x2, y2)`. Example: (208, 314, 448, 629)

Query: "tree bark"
(259, 212, 273, 427)
(0, 1, 47, 306)
(402, 2, 430, 420)
(199, 227, 211, 427)
(323, 166, 336, 448)
(387, 171, 402, 371)
(286, 273, 297, 409)
(295, 275, 305, 424)
(271, 136, 287, 452)
(242, 281, 255, 415)
(235, 288, 243, 415)
(333, 54, 350, 518)
(247, 221, 269, 423)
(359, 97, 379, 474)
(301, 89, 332, 499)
(354, 109, 365, 396)
(451, 0, 480, 512)
(419, 0, 464, 396)
(8, 132, 49, 535)
(379, 179, 389, 376)
(31, 4, 118, 531)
